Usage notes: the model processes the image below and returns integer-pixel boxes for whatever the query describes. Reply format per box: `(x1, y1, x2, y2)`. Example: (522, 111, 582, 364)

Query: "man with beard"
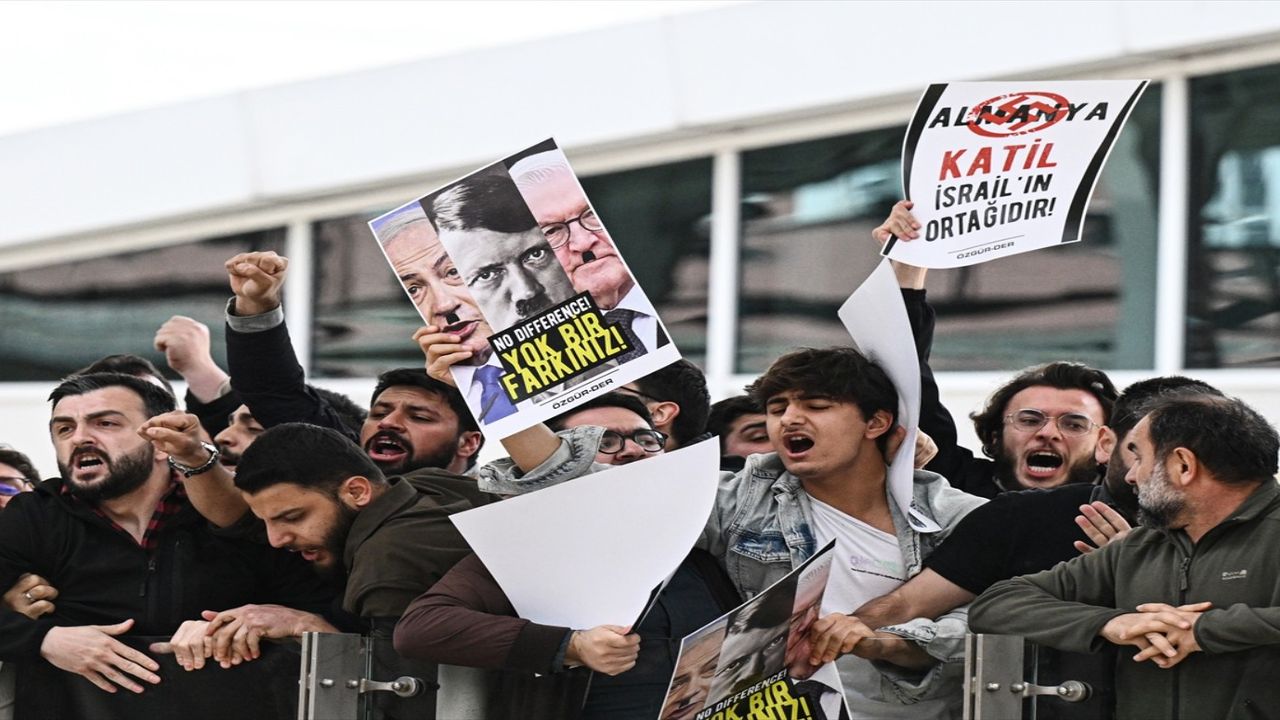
(221, 422, 483, 719)
(875, 200, 1118, 498)
(970, 393, 1280, 720)
(0, 373, 331, 702)
(222, 250, 484, 470)
(841, 376, 1220, 720)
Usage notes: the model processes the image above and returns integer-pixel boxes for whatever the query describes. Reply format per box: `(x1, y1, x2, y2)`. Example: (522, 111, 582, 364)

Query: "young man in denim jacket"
(452, 342, 985, 719)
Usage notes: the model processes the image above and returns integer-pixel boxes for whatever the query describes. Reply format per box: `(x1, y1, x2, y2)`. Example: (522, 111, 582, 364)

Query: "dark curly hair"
(631, 360, 710, 447)
(747, 347, 898, 455)
(970, 361, 1118, 460)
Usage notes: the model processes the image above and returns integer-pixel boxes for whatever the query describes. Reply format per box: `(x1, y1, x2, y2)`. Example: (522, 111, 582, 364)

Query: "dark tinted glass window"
(0, 229, 284, 380)
(580, 157, 713, 367)
(1187, 64, 1280, 367)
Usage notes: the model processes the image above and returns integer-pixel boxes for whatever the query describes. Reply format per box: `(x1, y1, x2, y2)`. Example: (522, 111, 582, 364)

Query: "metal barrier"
(964, 634, 1108, 720)
(297, 632, 490, 720)
(8, 631, 1109, 720)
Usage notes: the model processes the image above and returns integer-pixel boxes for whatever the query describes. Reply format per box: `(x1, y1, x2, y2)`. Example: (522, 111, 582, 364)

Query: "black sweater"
(0, 477, 334, 661)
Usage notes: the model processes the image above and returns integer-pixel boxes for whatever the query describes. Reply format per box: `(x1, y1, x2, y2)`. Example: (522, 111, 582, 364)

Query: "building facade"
(4, 1, 1280, 472)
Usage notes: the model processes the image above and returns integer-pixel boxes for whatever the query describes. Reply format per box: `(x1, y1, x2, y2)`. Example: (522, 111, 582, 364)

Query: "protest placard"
(370, 138, 680, 437)
(658, 541, 849, 720)
(882, 80, 1148, 268)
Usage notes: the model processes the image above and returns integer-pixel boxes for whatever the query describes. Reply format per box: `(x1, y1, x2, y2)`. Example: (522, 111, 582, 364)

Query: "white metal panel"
(1117, 1, 1280, 54)
(0, 96, 255, 245)
(667, 1, 1133, 127)
(1155, 76, 1190, 373)
(243, 20, 682, 197)
(5, 2, 1280, 246)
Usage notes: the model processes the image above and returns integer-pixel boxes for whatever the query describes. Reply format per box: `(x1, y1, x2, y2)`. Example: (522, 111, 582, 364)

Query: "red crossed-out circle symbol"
(965, 91, 1070, 138)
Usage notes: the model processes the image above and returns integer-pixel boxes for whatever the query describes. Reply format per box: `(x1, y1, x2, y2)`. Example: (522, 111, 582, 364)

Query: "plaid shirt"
(62, 480, 188, 552)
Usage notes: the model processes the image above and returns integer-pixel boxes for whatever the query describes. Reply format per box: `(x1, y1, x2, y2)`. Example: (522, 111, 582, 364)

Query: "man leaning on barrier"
(970, 392, 1280, 720)
(0, 373, 332, 713)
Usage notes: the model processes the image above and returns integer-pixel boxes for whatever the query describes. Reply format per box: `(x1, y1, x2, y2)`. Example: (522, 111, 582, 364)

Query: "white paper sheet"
(450, 439, 720, 629)
(838, 261, 938, 532)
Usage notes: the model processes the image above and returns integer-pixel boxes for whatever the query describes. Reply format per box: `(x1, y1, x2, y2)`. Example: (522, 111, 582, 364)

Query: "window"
(311, 211, 420, 378)
(1187, 64, 1280, 367)
(580, 157, 713, 367)
(0, 229, 284, 381)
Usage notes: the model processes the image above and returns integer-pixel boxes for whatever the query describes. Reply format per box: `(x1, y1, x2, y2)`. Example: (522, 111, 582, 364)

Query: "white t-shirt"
(806, 494, 952, 720)
(809, 495, 906, 611)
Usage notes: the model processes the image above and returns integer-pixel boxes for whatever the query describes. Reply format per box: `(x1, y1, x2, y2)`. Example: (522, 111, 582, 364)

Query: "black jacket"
(904, 288, 1006, 498)
(0, 477, 334, 661)
(225, 314, 359, 442)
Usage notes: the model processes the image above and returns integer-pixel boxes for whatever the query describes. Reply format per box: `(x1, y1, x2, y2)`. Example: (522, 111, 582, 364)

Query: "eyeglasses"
(541, 209, 604, 248)
(0, 477, 33, 497)
(598, 428, 668, 455)
(1004, 409, 1098, 437)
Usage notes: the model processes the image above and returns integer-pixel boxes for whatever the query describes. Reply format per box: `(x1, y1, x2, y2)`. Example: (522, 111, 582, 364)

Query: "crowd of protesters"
(0, 200, 1276, 720)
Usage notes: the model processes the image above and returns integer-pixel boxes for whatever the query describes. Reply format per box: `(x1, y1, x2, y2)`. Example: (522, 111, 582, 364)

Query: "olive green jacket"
(971, 480, 1280, 720)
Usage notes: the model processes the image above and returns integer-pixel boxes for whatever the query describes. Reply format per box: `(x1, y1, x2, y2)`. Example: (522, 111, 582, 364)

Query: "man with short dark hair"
(77, 354, 176, 399)
(194, 422, 485, 720)
(705, 347, 982, 718)
(0, 373, 331, 701)
(222, 250, 484, 471)
(214, 389, 364, 472)
(0, 448, 39, 512)
(545, 393, 667, 466)
(847, 377, 1222, 720)
(233, 424, 477, 606)
(615, 359, 711, 451)
(970, 393, 1280, 720)
(961, 361, 1118, 492)
(394, 392, 740, 720)
(473, 346, 984, 718)
(706, 395, 770, 465)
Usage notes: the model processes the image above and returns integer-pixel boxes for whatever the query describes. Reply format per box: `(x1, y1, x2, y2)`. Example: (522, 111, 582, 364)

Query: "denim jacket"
(475, 426, 608, 497)
(701, 451, 985, 708)
(476, 427, 986, 708)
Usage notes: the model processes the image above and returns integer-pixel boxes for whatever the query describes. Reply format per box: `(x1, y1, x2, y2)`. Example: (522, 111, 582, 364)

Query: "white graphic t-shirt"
(806, 494, 952, 720)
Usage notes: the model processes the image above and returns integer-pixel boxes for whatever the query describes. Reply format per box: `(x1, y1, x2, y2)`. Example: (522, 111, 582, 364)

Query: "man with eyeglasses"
(0, 447, 39, 512)
(509, 146, 668, 358)
(874, 200, 1119, 498)
(613, 359, 712, 453)
(394, 392, 741, 720)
